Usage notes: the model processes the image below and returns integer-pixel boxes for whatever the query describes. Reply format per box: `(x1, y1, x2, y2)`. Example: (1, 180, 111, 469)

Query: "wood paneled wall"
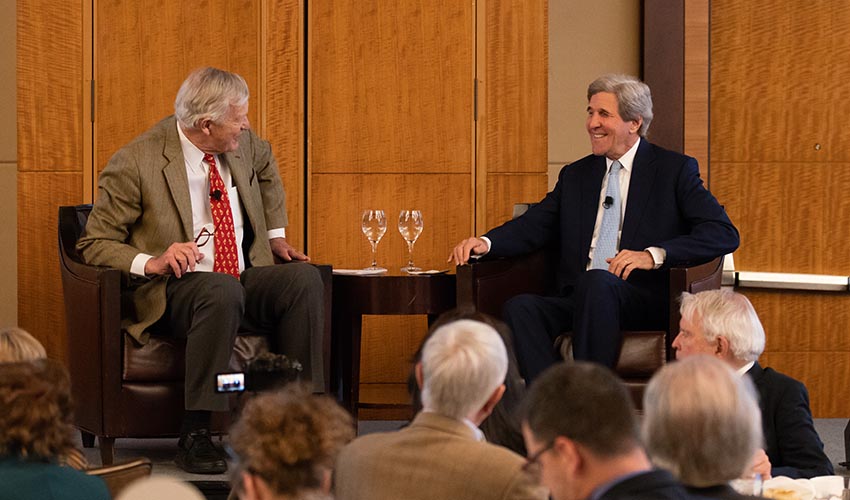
(19, 0, 547, 414)
(18, 0, 305, 361)
(478, 0, 549, 230)
(710, 0, 850, 416)
(307, 0, 547, 409)
(17, 0, 86, 359)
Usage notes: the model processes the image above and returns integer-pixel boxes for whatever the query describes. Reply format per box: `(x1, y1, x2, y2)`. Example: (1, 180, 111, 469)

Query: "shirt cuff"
(645, 246, 666, 269)
(471, 236, 492, 259)
(268, 228, 286, 240)
(131, 253, 154, 278)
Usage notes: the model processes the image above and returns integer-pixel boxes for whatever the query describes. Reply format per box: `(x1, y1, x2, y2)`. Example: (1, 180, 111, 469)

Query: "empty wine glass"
(398, 210, 424, 272)
(361, 210, 387, 270)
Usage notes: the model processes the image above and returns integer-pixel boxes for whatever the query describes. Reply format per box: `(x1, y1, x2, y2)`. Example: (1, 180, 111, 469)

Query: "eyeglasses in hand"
(194, 224, 217, 248)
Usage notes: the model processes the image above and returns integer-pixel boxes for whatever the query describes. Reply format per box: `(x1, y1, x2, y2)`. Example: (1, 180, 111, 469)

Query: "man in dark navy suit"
(522, 362, 696, 500)
(450, 74, 739, 382)
(674, 289, 833, 479)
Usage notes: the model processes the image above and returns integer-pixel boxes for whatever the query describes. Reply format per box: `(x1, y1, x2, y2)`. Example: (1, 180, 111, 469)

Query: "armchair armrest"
(456, 247, 558, 318)
(59, 205, 123, 437)
(665, 256, 724, 357)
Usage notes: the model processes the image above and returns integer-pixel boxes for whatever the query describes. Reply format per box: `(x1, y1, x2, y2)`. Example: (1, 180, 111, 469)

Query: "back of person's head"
(0, 359, 76, 460)
(117, 476, 204, 500)
(229, 384, 355, 499)
(587, 74, 653, 136)
(0, 327, 46, 363)
(680, 289, 766, 362)
(643, 355, 763, 487)
(408, 307, 512, 413)
(419, 318, 508, 420)
(174, 66, 249, 129)
(521, 362, 639, 457)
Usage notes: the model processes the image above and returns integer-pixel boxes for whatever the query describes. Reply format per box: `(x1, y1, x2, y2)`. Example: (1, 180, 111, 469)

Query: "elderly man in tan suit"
(334, 318, 547, 500)
(77, 67, 323, 475)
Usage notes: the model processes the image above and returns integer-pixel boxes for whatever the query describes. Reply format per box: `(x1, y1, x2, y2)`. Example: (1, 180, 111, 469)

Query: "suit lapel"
(579, 156, 607, 258)
(223, 149, 262, 237)
(620, 139, 657, 249)
(162, 120, 194, 240)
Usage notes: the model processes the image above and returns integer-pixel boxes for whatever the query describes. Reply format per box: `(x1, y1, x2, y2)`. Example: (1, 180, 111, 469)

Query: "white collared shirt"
(130, 122, 286, 276)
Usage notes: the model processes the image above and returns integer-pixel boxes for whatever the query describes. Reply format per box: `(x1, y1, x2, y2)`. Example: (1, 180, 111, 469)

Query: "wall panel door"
(17, 0, 87, 360)
(308, 0, 475, 410)
(711, 0, 850, 416)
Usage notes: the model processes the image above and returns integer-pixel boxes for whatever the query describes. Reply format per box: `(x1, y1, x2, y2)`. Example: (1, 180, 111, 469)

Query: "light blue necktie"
(591, 160, 622, 270)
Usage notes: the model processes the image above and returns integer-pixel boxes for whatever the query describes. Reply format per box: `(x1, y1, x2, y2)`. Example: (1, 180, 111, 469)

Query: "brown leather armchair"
(456, 247, 723, 407)
(59, 205, 332, 464)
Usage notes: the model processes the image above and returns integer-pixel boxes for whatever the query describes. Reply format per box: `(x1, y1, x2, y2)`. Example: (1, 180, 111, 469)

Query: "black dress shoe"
(176, 429, 227, 474)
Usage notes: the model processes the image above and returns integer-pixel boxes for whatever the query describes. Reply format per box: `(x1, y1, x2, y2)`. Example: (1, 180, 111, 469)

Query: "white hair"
(680, 289, 766, 362)
(420, 319, 508, 420)
(643, 355, 763, 487)
(174, 67, 249, 129)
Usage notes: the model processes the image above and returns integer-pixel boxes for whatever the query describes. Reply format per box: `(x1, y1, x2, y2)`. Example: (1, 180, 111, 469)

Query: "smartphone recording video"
(215, 372, 246, 393)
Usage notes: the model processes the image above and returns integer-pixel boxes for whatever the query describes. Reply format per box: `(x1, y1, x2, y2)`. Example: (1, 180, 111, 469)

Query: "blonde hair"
(0, 327, 46, 363)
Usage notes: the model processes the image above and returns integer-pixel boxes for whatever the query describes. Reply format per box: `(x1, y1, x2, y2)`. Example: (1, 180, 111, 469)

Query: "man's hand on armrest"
(448, 237, 489, 265)
(270, 237, 310, 262)
(144, 242, 204, 278)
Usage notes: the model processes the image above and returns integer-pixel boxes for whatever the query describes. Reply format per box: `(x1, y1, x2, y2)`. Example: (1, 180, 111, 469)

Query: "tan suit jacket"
(77, 116, 288, 343)
(334, 412, 547, 500)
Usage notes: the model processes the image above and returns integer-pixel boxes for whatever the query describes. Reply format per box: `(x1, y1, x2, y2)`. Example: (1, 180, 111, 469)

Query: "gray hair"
(174, 67, 249, 129)
(680, 289, 766, 362)
(587, 74, 653, 136)
(420, 319, 508, 420)
(643, 355, 763, 487)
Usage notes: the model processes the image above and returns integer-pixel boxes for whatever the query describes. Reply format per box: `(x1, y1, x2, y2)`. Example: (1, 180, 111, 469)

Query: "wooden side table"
(330, 273, 456, 421)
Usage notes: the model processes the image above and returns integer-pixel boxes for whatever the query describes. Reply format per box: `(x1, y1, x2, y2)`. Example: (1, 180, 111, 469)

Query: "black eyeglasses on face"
(522, 441, 555, 472)
(194, 224, 216, 247)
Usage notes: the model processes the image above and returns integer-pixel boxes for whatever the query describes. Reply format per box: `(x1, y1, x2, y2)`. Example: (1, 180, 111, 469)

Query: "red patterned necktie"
(204, 154, 240, 278)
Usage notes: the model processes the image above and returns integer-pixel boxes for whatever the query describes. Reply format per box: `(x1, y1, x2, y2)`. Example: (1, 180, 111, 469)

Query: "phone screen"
(215, 372, 245, 393)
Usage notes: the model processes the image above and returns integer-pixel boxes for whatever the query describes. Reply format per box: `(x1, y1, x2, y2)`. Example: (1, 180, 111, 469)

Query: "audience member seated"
(520, 362, 694, 500)
(0, 327, 88, 471)
(673, 289, 833, 479)
(643, 355, 765, 499)
(335, 319, 547, 500)
(0, 326, 46, 362)
(406, 306, 528, 454)
(229, 384, 355, 500)
(0, 360, 109, 500)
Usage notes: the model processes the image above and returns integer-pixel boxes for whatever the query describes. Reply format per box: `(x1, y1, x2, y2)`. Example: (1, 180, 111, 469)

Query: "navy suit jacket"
(746, 362, 833, 478)
(484, 139, 739, 295)
(596, 469, 695, 500)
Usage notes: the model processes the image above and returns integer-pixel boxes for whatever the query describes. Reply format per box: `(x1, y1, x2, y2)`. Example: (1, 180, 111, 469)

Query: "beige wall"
(0, 0, 16, 327)
(548, 0, 640, 189)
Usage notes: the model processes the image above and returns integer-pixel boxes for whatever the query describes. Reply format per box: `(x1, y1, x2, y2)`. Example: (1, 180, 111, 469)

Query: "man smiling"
(450, 74, 739, 383)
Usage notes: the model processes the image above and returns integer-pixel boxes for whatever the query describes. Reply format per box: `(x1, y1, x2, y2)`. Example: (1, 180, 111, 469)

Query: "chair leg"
(80, 431, 96, 448)
(98, 437, 115, 465)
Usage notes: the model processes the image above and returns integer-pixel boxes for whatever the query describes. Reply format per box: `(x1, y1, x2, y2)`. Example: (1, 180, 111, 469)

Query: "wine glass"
(398, 210, 424, 272)
(361, 210, 387, 270)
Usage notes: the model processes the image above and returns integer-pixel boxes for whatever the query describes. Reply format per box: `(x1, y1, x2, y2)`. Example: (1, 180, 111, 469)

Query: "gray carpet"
(77, 418, 850, 495)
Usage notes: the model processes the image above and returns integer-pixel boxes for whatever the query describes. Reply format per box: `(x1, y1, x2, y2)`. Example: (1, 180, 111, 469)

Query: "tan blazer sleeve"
(244, 129, 288, 231)
(76, 146, 148, 272)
